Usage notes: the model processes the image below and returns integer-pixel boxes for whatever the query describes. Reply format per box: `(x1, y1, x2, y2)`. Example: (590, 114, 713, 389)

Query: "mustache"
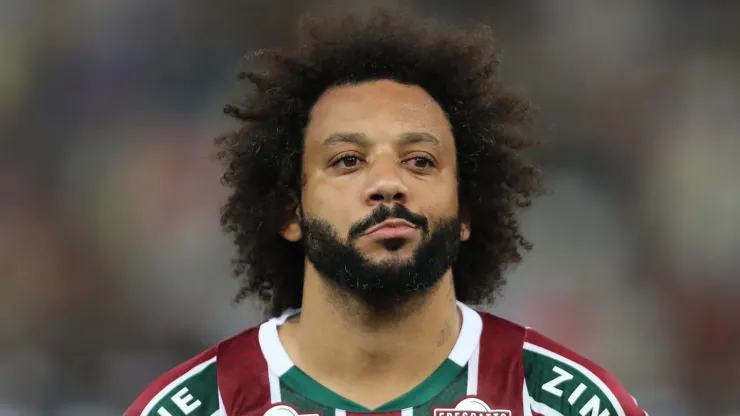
(348, 204, 429, 240)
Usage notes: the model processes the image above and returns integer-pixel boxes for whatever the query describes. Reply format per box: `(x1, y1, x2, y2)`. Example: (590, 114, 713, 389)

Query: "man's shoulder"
(521, 327, 646, 416)
(474, 310, 646, 415)
(123, 346, 221, 416)
(124, 325, 263, 416)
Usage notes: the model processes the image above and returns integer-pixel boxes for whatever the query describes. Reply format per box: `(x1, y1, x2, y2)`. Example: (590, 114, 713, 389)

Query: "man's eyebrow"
(321, 133, 370, 148)
(321, 132, 442, 148)
(401, 132, 442, 148)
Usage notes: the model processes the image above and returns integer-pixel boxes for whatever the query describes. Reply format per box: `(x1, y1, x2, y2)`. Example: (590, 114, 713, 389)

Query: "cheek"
(302, 181, 360, 227)
(417, 180, 460, 217)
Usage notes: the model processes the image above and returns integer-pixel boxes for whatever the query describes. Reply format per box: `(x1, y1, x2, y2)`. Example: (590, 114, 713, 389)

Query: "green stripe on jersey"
(144, 359, 219, 416)
(375, 360, 463, 412)
(413, 365, 468, 416)
(524, 346, 620, 416)
(279, 359, 466, 413)
(280, 382, 336, 415)
(281, 367, 366, 412)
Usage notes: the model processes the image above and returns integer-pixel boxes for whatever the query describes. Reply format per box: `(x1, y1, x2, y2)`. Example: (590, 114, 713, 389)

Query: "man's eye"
(341, 156, 359, 167)
(333, 155, 363, 168)
(408, 156, 435, 169)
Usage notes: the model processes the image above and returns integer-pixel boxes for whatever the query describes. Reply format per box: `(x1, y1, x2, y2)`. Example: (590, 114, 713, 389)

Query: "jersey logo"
(264, 403, 321, 416)
(432, 396, 511, 416)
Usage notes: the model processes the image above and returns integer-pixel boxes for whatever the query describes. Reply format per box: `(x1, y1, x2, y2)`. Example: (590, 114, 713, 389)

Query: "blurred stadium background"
(1, 0, 739, 415)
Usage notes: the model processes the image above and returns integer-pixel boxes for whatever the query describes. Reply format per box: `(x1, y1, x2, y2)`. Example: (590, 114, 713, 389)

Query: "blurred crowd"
(1, 0, 739, 415)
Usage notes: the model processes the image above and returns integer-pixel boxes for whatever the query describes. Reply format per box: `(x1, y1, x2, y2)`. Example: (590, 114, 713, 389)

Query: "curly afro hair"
(216, 9, 544, 317)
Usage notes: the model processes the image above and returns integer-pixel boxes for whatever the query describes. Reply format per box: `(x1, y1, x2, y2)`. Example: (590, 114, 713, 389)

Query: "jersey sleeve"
(522, 328, 647, 416)
(124, 347, 226, 416)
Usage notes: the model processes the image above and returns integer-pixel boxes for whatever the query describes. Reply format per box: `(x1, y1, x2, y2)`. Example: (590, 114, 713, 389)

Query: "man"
(125, 9, 648, 416)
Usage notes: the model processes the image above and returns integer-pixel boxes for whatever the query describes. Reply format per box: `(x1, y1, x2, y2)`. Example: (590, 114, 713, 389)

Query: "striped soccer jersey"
(124, 302, 647, 416)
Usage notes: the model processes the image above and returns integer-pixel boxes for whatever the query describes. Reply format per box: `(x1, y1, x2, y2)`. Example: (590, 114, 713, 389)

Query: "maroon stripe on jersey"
(218, 325, 273, 415)
(124, 346, 218, 416)
(347, 411, 401, 416)
(475, 313, 527, 416)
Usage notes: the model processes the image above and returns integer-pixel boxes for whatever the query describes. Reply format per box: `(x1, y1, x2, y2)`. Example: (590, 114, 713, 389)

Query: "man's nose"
(363, 158, 409, 207)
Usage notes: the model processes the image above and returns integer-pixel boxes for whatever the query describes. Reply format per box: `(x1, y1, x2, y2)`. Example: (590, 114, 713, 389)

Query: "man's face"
(282, 79, 470, 310)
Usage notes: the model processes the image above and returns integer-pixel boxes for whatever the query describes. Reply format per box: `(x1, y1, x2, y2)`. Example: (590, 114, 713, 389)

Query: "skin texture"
(278, 80, 470, 408)
(281, 80, 469, 249)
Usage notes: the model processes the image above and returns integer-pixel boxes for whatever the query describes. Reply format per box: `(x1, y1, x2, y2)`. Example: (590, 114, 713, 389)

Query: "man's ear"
(280, 192, 302, 242)
(459, 204, 471, 242)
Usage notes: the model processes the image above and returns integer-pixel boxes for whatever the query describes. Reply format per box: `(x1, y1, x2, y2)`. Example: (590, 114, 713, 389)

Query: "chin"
(364, 247, 416, 263)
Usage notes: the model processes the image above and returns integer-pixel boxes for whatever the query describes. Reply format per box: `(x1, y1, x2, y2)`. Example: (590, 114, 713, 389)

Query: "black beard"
(301, 204, 461, 316)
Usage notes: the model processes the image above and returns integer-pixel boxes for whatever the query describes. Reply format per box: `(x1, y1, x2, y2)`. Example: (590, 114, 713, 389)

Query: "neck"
(278, 264, 461, 407)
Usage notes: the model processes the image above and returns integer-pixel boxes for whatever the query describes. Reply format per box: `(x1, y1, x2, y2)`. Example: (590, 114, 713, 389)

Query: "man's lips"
(362, 219, 419, 239)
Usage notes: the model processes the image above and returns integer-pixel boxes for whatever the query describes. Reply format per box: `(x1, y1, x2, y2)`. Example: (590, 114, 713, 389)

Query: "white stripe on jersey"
(268, 369, 282, 403)
(466, 344, 479, 395)
(529, 398, 564, 416)
(211, 388, 227, 416)
(522, 382, 533, 416)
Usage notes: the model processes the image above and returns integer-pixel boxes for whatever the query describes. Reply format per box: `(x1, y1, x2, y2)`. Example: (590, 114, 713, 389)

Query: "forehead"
(305, 80, 452, 144)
